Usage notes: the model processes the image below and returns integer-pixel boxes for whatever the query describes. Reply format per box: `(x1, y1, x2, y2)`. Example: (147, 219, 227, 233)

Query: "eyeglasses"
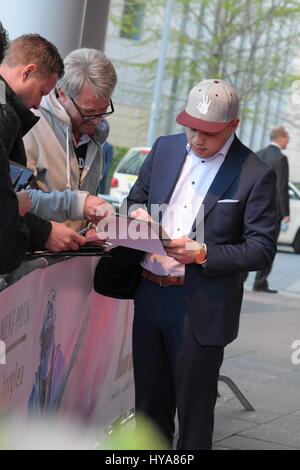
(70, 97, 114, 120)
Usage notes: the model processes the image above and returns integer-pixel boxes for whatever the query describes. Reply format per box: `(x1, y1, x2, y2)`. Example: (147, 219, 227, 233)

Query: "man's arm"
(27, 188, 112, 225)
(278, 155, 290, 218)
(23, 211, 86, 252)
(163, 168, 277, 277)
(201, 168, 277, 276)
(27, 187, 89, 222)
(0, 140, 29, 274)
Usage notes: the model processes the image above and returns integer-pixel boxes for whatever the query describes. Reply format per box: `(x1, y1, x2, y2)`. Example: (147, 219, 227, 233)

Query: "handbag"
(93, 246, 144, 299)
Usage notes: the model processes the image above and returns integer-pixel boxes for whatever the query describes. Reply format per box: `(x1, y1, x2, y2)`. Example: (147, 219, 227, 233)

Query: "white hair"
(58, 48, 117, 99)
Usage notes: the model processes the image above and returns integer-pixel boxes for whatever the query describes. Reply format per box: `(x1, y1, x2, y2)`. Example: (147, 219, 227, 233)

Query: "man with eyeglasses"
(23, 48, 117, 231)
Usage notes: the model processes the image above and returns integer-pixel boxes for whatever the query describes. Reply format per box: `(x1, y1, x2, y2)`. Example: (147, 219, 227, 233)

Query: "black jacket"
(256, 144, 290, 220)
(0, 139, 30, 274)
(0, 76, 52, 274)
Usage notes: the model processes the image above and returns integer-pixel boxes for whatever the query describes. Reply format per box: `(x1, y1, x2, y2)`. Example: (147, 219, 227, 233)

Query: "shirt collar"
(270, 141, 281, 149)
(73, 133, 93, 148)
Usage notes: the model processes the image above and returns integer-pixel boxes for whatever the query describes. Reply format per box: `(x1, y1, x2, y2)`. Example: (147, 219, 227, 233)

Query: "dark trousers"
(133, 278, 224, 450)
(176, 316, 224, 450)
(253, 217, 281, 289)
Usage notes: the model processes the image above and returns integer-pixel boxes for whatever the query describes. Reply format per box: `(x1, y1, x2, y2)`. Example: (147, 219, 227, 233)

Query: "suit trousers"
(133, 277, 224, 450)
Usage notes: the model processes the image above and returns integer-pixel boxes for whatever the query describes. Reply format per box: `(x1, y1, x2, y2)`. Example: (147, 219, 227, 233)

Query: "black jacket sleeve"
(0, 140, 52, 274)
(23, 212, 52, 250)
(278, 155, 290, 217)
(0, 140, 29, 274)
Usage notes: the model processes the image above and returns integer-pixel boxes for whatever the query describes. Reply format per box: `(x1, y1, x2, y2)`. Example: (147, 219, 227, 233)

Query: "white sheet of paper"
(95, 214, 170, 256)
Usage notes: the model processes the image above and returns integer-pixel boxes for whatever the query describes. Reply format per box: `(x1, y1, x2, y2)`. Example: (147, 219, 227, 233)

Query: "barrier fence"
(0, 257, 134, 432)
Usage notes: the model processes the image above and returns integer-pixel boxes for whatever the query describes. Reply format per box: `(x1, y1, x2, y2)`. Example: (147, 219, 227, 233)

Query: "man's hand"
(84, 226, 107, 246)
(45, 222, 86, 252)
(163, 237, 202, 264)
(130, 208, 154, 222)
(16, 190, 32, 216)
(282, 216, 291, 223)
(83, 195, 115, 224)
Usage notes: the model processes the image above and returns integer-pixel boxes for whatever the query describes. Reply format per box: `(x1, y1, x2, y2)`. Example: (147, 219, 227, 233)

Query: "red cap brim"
(176, 110, 229, 133)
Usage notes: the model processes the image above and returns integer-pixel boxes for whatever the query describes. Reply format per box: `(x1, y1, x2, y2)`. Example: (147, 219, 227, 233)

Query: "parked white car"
(278, 182, 300, 253)
(109, 147, 150, 204)
(108, 148, 300, 253)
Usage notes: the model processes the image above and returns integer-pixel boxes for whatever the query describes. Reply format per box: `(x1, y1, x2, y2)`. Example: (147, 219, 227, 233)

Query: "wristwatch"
(195, 243, 207, 265)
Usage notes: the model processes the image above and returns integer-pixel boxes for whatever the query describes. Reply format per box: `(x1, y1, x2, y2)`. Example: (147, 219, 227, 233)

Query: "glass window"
(120, 0, 145, 41)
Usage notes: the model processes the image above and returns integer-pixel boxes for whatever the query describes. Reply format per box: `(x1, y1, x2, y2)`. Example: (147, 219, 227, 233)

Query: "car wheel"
(293, 229, 300, 254)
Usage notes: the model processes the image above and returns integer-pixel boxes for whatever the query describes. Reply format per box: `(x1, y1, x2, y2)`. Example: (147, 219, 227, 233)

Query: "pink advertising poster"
(0, 257, 134, 430)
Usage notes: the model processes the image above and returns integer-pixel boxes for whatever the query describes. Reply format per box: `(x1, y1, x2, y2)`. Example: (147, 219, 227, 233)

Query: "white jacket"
(23, 90, 109, 230)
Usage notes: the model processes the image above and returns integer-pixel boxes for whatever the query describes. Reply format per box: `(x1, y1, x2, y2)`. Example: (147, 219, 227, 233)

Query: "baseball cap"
(176, 79, 239, 133)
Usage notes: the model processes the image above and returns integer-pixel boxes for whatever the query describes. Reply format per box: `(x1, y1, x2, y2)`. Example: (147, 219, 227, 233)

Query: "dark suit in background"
(253, 143, 290, 290)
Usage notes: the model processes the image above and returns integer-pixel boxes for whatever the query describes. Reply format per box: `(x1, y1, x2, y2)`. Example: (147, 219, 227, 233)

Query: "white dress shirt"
(141, 134, 234, 276)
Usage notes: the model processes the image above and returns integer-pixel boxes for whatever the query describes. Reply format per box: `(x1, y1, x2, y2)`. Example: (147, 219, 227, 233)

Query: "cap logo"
(197, 94, 211, 115)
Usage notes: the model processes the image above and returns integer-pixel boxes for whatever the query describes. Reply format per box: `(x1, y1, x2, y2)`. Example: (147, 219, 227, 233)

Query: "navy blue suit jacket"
(126, 133, 277, 345)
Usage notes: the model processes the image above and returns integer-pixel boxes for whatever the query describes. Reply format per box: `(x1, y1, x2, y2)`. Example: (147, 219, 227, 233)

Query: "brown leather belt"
(142, 269, 184, 287)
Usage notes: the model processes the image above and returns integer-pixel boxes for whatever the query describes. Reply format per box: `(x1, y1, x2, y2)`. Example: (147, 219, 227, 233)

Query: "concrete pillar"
(81, 0, 111, 51)
(0, 0, 111, 57)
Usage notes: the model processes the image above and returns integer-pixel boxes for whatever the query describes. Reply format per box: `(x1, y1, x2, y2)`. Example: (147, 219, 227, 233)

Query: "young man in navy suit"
(124, 79, 277, 449)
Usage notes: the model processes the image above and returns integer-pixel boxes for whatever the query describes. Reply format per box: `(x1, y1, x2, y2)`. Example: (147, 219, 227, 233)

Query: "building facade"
(105, 0, 300, 180)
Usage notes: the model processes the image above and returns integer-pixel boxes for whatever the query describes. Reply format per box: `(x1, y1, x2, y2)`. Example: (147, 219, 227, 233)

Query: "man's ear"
(21, 64, 37, 82)
(56, 87, 67, 105)
(229, 119, 240, 134)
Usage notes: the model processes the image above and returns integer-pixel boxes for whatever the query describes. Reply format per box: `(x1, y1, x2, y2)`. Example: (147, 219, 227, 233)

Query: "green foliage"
(100, 414, 170, 450)
(109, 145, 130, 179)
(111, 0, 300, 121)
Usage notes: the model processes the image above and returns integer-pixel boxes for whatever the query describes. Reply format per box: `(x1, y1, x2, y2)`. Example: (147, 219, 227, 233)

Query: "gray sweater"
(23, 89, 109, 231)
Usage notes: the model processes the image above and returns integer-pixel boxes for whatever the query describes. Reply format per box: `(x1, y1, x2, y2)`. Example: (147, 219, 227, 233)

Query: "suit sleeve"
(277, 155, 290, 217)
(203, 167, 277, 276)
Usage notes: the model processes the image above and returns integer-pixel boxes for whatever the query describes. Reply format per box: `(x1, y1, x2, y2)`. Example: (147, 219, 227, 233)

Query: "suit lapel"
(190, 136, 250, 234)
(155, 133, 188, 205)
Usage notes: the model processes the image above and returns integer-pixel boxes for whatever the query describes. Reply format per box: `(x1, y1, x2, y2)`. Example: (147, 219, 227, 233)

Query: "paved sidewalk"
(213, 251, 300, 449)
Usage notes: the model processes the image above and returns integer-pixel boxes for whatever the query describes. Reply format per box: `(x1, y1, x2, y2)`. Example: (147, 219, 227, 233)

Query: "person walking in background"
(253, 125, 290, 293)
(23, 48, 117, 230)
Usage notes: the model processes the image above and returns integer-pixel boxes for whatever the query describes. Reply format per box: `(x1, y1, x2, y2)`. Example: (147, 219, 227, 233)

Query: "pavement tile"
(215, 434, 296, 450)
(239, 413, 300, 449)
(213, 415, 255, 442)
(213, 261, 300, 450)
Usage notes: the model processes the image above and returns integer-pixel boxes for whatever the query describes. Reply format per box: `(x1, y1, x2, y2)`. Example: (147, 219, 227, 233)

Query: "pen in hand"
(78, 225, 95, 236)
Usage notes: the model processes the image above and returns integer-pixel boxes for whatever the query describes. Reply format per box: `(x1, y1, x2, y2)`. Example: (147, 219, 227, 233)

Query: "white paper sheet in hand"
(96, 214, 170, 256)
